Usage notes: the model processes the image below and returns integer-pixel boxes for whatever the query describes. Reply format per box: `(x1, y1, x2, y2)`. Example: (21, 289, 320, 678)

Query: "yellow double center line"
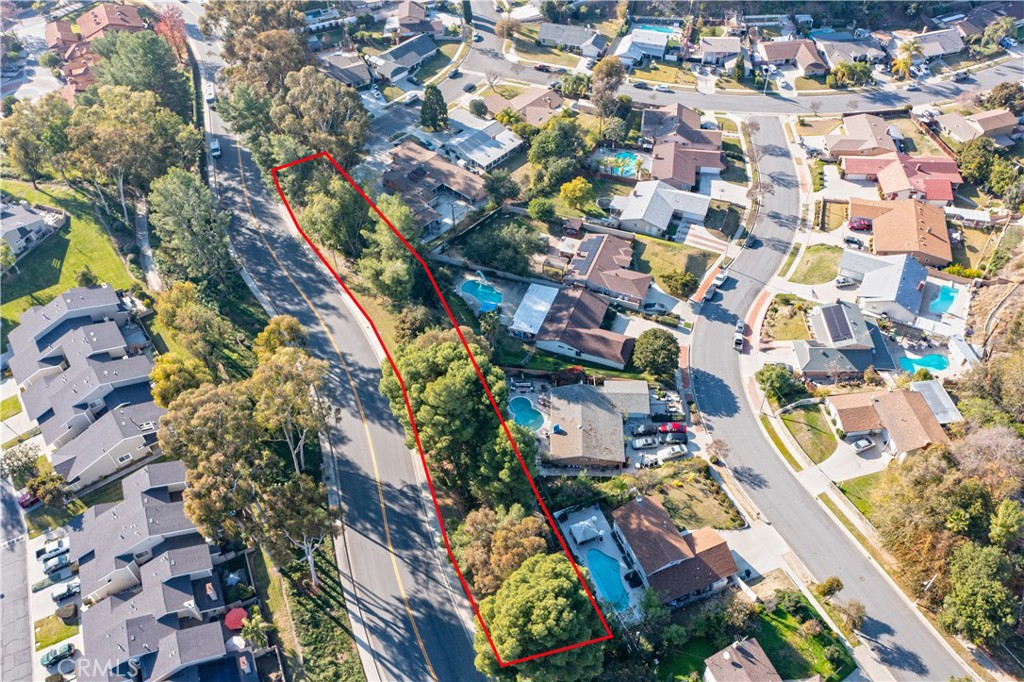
(232, 145, 437, 680)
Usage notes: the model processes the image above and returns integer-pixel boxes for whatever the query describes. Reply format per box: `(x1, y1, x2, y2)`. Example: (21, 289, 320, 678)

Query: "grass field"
(654, 461, 744, 530)
(1, 394, 22, 420)
(721, 140, 749, 185)
(631, 60, 696, 85)
(781, 405, 837, 464)
(790, 245, 842, 285)
(951, 226, 995, 269)
(634, 235, 714, 289)
(797, 117, 842, 137)
(1, 181, 135, 346)
(838, 471, 882, 517)
(34, 614, 79, 651)
(889, 117, 943, 156)
(512, 25, 580, 67)
(715, 116, 739, 133)
(779, 245, 800, 278)
(417, 41, 461, 82)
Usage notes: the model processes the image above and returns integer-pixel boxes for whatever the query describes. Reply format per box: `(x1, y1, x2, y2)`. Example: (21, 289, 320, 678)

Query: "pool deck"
(556, 505, 645, 623)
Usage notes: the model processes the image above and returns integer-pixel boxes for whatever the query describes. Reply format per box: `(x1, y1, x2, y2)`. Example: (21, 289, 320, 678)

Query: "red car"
(658, 422, 687, 434)
(849, 218, 872, 231)
(18, 493, 39, 509)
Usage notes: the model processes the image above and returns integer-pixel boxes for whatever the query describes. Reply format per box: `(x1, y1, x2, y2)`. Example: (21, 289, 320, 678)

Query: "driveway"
(818, 439, 893, 483)
(26, 530, 83, 682)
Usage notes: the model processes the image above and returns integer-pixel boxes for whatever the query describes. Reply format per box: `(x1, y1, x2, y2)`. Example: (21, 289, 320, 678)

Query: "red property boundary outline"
(270, 151, 614, 667)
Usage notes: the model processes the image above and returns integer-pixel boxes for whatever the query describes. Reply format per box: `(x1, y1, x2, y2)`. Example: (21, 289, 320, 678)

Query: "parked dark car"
(534, 64, 551, 72)
(662, 432, 689, 445)
(632, 424, 658, 437)
(658, 422, 687, 434)
(449, 68, 461, 78)
(643, 302, 667, 314)
(463, 82, 475, 92)
(844, 236, 864, 248)
(41, 643, 74, 668)
(632, 81, 650, 90)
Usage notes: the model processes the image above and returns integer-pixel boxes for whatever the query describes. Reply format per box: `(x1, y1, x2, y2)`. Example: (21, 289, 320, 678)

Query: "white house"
(614, 28, 670, 66)
(445, 110, 524, 171)
(609, 180, 711, 237)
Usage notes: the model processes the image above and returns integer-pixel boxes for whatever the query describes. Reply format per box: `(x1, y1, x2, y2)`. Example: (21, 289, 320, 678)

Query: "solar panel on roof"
(823, 305, 852, 343)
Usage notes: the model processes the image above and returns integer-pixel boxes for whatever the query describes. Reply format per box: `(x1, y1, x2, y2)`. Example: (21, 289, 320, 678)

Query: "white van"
(209, 138, 222, 159)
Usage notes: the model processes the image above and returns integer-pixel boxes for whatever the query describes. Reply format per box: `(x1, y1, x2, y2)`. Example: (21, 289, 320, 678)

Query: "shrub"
(45, 674, 63, 682)
(55, 603, 77, 621)
(656, 314, 679, 327)
(823, 644, 845, 664)
(801, 619, 823, 637)
(527, 197, 556, 221)
(775, 589, 804, 615)
(39, 51, 60, 68)
(943, 263, 984, 279)
(227, 582, 256, 603)
(825, 74, 838, 89)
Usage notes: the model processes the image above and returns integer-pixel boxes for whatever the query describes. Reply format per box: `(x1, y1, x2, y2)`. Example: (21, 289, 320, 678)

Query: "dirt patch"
(750, 568, 799, 599)
(797, 117, 842, 137)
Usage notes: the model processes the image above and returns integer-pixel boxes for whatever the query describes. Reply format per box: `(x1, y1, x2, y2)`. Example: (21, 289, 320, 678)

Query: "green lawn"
(1, 181, 135, 347)
(417, 41, 461, 82)
(630, 60, 696, 85)
(838, 471, 882, 517)
(715, 116, 738, 133)
(552, 177, 633, 219)
(493, 334, 653, 383)
(797, 118, 842, 137)
(721, 140, 749, 185)
(478, 84, 527, 101)
(252, 549, 303, 680)
(633, 235, 714, 290)
(661, 637, 721, 677)
(779, 245, 800, 278)
(34, 614, 79, 651)
(512, 26, 581, 67)
(794, 75, 831, 91)
(781, 405, 837, 464)
(705, 200, 742, 240)
(789, 245, 842, 285)
(761, 415, 803, 472)
(1, 394, 22, 420)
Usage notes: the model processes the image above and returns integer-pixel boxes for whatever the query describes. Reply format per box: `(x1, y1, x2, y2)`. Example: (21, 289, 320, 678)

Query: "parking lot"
(25, 529, 84, 681)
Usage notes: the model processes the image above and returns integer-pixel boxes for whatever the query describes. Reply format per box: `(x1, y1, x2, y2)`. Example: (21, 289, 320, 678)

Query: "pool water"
(929, 285, 958, 314)
(899, 353, 950, 374)
(638, 24, 676, 34)
(586, 548, 629, 609)
(509, 396, 544, 431)
(460, 280, 503, 309)
(609, 151, 640, 177)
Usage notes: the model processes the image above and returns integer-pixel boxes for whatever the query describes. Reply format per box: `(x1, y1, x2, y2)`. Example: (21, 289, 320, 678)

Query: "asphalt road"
(163, 3, 483, 681)
(689, 117, 969, 680)
(0, 480, 32, 682)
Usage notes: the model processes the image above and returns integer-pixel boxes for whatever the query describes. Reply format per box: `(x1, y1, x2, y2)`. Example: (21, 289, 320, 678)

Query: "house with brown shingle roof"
(45, 20, 80, 51)
(823, 114, 898, 160)
(704, 640, 783, 682)
(564, 233, 652, 307)
(611, 497, 738, 607)
(936, 108, 1018, 146)
(535, 287, 635, 369)
(849, 198, 952, 267)
(483, 87, 565, 128)
(842, 152, 962, 206)
(639, 104, 725, 190)
(383, 139, 486, 216)
(826, 389, 949, 456)
(75, 2, 146, 42)
(755, 38, 828, 76)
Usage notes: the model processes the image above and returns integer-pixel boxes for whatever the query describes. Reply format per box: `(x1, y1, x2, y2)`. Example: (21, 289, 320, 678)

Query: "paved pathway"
(134, 198, 163, 292)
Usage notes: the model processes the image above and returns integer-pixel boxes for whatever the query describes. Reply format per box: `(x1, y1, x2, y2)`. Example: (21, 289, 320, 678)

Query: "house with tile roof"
(842, 152, 962, 206)
(849, 197, 952, 267)
(639, 104, 725, 190)
(611, 497, 738, 607)
(484, 86, 564, 128)
(936, 108, 1018, 146)
(823, 114, 898, 160)
(535, 287, 635, 369)
(825, 389, 949, 457)
(838, 251, 928, 323)
(564, 233, 652, 307)
(704, 639, 783, 682)
(383, 140, 487, 228)
(755, 38, 828, 76)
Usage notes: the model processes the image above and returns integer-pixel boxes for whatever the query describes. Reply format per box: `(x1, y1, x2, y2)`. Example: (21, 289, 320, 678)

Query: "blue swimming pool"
(587, 548, 629, 609)
(611, 151, 641, 176)
(509, 396, 544, 431)
(637, 24, 677, 34)
(460, 280, 503, 309)
(899, 353, 950, 374)
(929, 285, 959, 314)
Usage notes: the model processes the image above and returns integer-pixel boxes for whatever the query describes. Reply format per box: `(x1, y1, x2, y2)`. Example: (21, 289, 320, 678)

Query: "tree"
(158, 381, 261, 468)
(663, 270, 699, 298)
(831, 61, 872, 86)
(1, 241, 15, 271)
(981, 16, 1015, 47)
(473, 553, 608, 682)
(603, 116, 626, 144)
(988, 157, 1019, 198)
(261, 474, 340, 589)
(591, 56, 626, 116)
(1, 99, 44, 187)
(184, 450, 270, 541)
(150, 352, 214, 408)
(559, 177, 593, 210)
(956, 137, 997, 186)
(817, 576, 844, 601)
(495, 16, 521, 39)
(939, 542, 1017, 645)
(891, 54, 913, 81)
(732, 55, 745, 81)
(149, 168, 232, 285)
(950, 426, 1024, 499)
(251, 347, 330, 475)
(75, 266, 99, 287)
(420, 84, 448, 131)
(469, 98, 488, 117)
(92, 30, 191, 120)
(560, 73, 590, 99)
(985, 82, 1024, 115)
(632, 328, 680, 380)
(358, 193, 423, 303)
(154, 282, 232, 371)
(898, 38, 925, 62)
(153, 5, 188, 63)
(463, 218, 544, 276)
(300, 175, 371, 258)
(230, 29, 313, 100)
(528, 117, 586, 167)
(989, 498, 1024, 547)
(240, 606, 274, 649)
(452, 504, 547, 595)
(28, 471, 66, 508)
(754, 364, 805, 404)
(271, 66, 369, 168)
(801, 619, 823, 637)
(485, 168, 521, 204)
(253, 315, 307, 362)
(0, 441, 39, 482)
(496, 107, 522, 126)
(199, 0, 306, 63)
(395, 304, 437, 342)
(528, 197, 556, 221)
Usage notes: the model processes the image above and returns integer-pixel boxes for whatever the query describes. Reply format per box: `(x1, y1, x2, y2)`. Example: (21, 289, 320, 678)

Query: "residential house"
(610, 180, 711, 237)
(936, 108, 1018, 146)
(383, 140, 486, 228)
(44, 19, 79, 51)
(368, 33, 438, 81)
(484, 86, 564, 128)
(814, 32, 887, 67)
(320, 50, 373, 89)
(8, 285, 164, 490)
(823, 114, 898, 159)
(1, 200, 63, 257)
(445, 110, 523, 171)
(535, 287, 635, 369)
(640, 104, 725, 190)
(611, 497, 738, 607)
(793, 301, 894, 379)
(892, 28, 964, 60)
(543, 381, 648, 468)
(536, 23, 608, 58)
(826, 389, 949, 456)
(510, 284, 561, 339)
(70, 461, 260, 682)
(700, 36, 742, 64)
(947, 7, 1000, 38)
(385, 1, 444, 40)
(755, 39, 828, 76)
(704, 640, 783, 682)
(563, 233, 652, 307)
(614, 28, 670, 67)
(304, 7, 344, 32)
(842, 152, 963, 206)
(838, 251, 928, 323)
(849, 197, 952, 267)
(909, 379, 964, 425)
(74, 2, 145, 42)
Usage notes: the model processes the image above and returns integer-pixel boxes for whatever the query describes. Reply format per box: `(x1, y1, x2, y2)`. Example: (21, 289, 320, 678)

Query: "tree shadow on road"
(690, 367, 739, 418)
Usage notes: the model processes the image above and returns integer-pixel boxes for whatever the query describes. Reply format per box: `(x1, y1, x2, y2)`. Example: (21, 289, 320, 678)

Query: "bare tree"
(706, 439, 731, 462)
(808, 99, 823, 116)
(949, 426, 1024, 498)
(485, 70, 501, 91)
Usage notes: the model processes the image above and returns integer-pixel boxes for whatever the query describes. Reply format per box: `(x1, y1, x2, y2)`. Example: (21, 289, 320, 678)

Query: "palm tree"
(898, 38, 924, 61)
(240, 606, 275, 649)
(479, 311, 500, 342)
(892, 54, 913, 80)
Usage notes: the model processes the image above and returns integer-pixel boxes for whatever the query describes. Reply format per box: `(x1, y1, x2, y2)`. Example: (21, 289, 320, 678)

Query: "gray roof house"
(320, 50, 373, 88)
(793, 301, 894, 378)
(70, 461, 254, 682)
(7, 285, 163, 490)
(536, 22, 607, 57)
(813, 32, 887, 66)
(1, 200, 63, 258)
(610, 180, 711, 238)
(368, 33, 438, 81)
(445, 110, 524, 171)
(839, 251, 928, 324)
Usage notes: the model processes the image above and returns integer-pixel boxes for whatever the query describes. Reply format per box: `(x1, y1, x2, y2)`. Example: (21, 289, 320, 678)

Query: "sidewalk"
(134, 198, 163, 292)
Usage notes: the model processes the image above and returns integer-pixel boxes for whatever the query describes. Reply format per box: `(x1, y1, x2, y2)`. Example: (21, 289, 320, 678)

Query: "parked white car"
(632, 437, 659, 450)
(850, 437, 875, 454)
(50, 578, 81, 603)
(834, 276, 856, 288)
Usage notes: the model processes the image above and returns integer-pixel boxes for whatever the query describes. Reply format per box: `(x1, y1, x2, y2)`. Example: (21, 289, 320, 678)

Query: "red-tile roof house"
(842, 152, 962, 206)
(849, 197, 953, 267)
(61, 42, 102, 105)
(612, 497, 738, 606)
(45, 20, 80, 51)
(75, 2, 146, 42)
(756, 39, 828, 76)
